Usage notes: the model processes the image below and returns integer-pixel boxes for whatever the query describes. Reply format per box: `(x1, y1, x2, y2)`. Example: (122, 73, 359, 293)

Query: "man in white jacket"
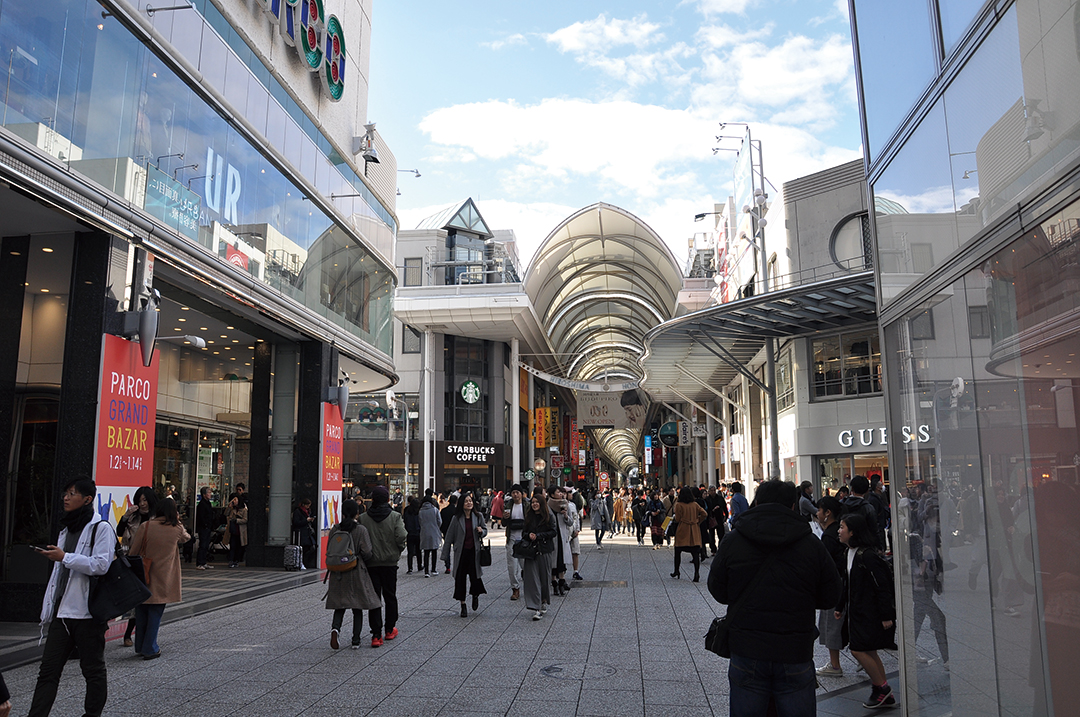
(29, 476, 113, 717)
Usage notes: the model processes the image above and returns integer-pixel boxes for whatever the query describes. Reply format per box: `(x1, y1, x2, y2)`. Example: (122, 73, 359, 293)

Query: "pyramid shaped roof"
(414, 198, 493, 238)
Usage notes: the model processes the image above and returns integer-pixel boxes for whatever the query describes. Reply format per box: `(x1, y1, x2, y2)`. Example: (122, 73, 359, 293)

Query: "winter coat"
(403, 508, 421, 537)
(673, 501, 707, 547)
(324, 523, 381, 611)
(836, 546, 896, 652)
(589, 496, 609, 530)
(490, 492, 505, 520)
(195, 498, 217, 532)
(222, 504, 248, 547)
(522, 510, 558, 556)
(841, 496, 880, 549)
(613, 496, 627, 523)
(708, 503, 842, 664)
(292, 506, 316, 546)
(441, 512, 489, 578)
(40, 516, 112, 625)
(130, 517, 190, 605)
(729, 493, 750, 523)
(419, 501, 442, 550)
(116, 510, 149, 552)
(549, 501, 576, 570)
(359, 503, 407, 567)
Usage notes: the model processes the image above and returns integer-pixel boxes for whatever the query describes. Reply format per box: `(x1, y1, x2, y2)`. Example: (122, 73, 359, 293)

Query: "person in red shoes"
(359, 486, 407, 647)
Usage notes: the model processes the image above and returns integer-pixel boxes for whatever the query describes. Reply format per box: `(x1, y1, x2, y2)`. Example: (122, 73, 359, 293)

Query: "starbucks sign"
(460, 380, 481, 404)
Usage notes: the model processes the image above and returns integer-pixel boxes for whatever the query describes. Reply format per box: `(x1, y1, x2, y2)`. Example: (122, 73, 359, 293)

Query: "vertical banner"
(548, 407, 562, 446)
(320, 402, 344, 569)
(534, 407, 549, 448)
(93, 334, 158, 526)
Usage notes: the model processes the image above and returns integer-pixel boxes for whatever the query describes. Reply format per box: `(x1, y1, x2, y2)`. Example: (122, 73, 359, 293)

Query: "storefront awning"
(640, 271, 876, 403)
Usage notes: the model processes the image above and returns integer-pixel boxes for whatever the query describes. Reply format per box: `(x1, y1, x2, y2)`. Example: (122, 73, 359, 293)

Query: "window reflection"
(938, 0, 987, 52)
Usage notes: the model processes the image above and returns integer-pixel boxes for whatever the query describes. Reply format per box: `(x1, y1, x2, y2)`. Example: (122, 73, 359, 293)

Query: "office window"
(776, 347, 795, 411)
(812, 329, 882, 399)
(968, 305, 990, 339)
(402, 325, 421, 354)
(403, 258, 422, 287)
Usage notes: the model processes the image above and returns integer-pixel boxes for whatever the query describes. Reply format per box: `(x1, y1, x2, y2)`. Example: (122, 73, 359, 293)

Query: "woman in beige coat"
(130, 497, 190, 659)
(671, 487, 708, 582)
(221, 495, 248, 567)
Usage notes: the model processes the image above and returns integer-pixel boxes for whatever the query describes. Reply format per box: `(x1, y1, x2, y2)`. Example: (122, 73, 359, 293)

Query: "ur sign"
(93, 334, 158, 526)
(320, 402, 344, 569)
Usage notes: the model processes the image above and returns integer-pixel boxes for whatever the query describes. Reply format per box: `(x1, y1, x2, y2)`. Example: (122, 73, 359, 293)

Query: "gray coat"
(324, 524, 382, 611)
(419, 501, 442, 551)
(440, 512, 488, 578)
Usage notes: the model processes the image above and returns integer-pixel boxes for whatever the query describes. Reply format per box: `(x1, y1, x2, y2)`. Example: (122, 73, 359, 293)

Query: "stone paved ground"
(3, 529, 899, 716)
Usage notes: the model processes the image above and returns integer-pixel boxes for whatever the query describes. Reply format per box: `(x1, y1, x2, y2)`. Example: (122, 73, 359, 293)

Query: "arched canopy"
(524, 203, 683, 474)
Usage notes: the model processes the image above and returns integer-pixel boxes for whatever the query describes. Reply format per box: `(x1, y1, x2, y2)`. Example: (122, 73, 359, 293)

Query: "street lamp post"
(386, 390, 410, 494)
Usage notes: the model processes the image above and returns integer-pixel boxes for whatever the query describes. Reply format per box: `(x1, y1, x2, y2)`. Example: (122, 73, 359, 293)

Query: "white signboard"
(678, 421, 692, 446)
(578, 390, 645, 430)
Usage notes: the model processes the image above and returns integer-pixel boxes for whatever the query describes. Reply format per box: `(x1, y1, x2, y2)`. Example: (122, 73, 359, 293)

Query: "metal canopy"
(640, 271, 876, 403)
(523, 203, 683, 474)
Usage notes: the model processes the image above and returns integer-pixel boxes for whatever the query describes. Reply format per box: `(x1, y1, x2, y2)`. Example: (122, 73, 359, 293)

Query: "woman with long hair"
(814, 496, 847, 677)
(116, 486, 157, 647)
(647, 491, 666, 549)
(836, 512, 897, 708)
(223, 493, 248, 568)
(129, 497, 190, 659)
(441, 491, 489, 617)
(521, 492, 557, 620)
(325, 499, 380, 649)
(671, 487, 708, 581)
(547, 485, 576, 596)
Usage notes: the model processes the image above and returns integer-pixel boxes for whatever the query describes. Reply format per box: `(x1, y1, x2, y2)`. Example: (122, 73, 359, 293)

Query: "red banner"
(226, 243, 249, 270)
(94, 334, 158, 524)
(320, 402, 344, 568)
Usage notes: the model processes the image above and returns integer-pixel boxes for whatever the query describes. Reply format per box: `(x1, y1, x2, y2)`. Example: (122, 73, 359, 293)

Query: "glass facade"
(856, 1, 1080, 714)
(0, 0, 393, 353)
(444, 336, 490, 442)
(811, 329, 882, 399)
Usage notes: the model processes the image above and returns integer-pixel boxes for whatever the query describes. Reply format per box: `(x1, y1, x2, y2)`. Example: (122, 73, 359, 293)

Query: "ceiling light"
(208, 340, 215, 344)
(232, 340, 238, 343)
(42, 247, 53, 253)
(178, 318, 186, 322)
(220, 335, 228, 338)
(40, 288, 49, 292)
(227, 326, 234, 330)
(181, 307, 189, 311)
(213, 351, 220, 355)
(200, 327, 208, 331)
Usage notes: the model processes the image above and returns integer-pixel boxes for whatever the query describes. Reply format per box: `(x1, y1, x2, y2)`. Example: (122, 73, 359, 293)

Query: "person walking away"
(548, 486, 575, 594)
(836, 512, 897, 708)
(359, 486, 407, 647)
(589, 492, 609, 549)
(29, 476, 113, 717)
(418, 490, 442, 577)
(813, 496, 848, 678)
(568, 495, 582, 580)
(291, 498, 317, 569)
(632, 491, 647, 545)
(439, 494, 458, 574)
(613, 489, 627, 536)
(325, 499, 381, 649)
(441, 491, 489, 617)
(521, 493, 557, 620)
(708, 480, 842, 716)
(490, 490, 504, 524)
(869, 477, 890, 553)
(672, 487, 708, 581)
(116, 485, 157, 646)
(705, 486, 728, 556)
(647, 491, 666, 549)
(195, 486, 215, 570)
(222, 493, 248, 568)
(840, 476, 881, 551)
(502, 485, 526, 600)
(403, 497, 422, 574)
(728, 482, 750, 527)
(129, 497, 190, 659)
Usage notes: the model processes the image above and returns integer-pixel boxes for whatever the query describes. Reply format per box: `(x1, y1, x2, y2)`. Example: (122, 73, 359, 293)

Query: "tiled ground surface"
(2, 529, 904, 716)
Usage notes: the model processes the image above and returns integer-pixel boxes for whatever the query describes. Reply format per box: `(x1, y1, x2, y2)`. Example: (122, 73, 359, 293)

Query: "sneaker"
(540, 603, 548, 615)
(204, 564, 213, 569)
(816, 665, 843, 677)
(863, 684, 894, 709)
(597, 545, 603, 550)
(573, 572, 583, 581)
(445, 568, 451, 574)
(424, 571, 430, 578)
(196, 565, 207, 570)
(385, 628, 398, 641)
(371, 636, 383, 648)
(330, 629, 339, 650)
(532, 610, 543, 621)
(350, 643, 361, 650)
(406, 569, 413, 574)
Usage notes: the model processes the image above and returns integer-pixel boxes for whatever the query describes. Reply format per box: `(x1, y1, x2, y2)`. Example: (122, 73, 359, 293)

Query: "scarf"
(53, 504, 95, 620)
(548, 497, 568, 515)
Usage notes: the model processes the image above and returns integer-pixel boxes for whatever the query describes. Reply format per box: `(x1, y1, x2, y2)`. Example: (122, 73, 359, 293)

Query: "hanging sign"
(460, 380, 481, 405)
(519, 363, 639, 392)
(320, 402, 344, 567)
(93, 334, 158, 525)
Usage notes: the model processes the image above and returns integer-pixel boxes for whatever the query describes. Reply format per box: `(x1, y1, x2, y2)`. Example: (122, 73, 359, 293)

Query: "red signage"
(552, 455, 564, 469)
(319, 402, 344, 568)
(226, 243, 249, 270)
(94, 334, 158, 522)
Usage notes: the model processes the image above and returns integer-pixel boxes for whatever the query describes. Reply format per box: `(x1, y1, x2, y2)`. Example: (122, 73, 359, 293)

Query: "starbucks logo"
(460, 380, 481, 405)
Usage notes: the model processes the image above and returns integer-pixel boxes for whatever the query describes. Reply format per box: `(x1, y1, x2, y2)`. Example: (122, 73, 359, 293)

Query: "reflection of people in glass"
(910, 526, 949, 668)
(620, 389, 644, 429)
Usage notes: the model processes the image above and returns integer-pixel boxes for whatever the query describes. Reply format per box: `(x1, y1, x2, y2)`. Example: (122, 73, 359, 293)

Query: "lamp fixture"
(173, 163, 199, 180)
(397, 169, 421, 178)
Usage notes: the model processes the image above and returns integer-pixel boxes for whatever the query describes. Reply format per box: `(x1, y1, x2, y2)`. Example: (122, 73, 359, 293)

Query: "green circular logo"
(460, 380, 481, 405)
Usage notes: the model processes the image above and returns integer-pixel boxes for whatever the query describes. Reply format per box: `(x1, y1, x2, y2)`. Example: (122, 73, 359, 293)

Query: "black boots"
(460, 603, 468, 618)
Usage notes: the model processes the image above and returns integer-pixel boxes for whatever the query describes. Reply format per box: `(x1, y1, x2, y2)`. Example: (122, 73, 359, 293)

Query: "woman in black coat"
(836, 512, 896, 709)
(292, 498, 317, 569)
(520, 492, 557, 621)
(815, 496, 847, 677)
(403, 498, 422, 574)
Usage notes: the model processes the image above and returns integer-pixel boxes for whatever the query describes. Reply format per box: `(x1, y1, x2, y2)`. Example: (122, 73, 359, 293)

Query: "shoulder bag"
(705, 551, 779, 658)
(478, 540, 492, 567)
(512, 537, 540, 560)
(88, 522, 152, 622)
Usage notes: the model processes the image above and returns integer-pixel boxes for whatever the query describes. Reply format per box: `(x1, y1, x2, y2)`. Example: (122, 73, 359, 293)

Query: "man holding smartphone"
(29, 476, 113, 717)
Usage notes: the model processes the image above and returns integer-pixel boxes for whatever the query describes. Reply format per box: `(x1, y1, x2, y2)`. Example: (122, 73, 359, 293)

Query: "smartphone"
(31, 545, 47, 552)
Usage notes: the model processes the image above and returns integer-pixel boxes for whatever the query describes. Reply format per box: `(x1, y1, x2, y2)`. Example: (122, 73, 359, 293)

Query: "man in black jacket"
(708, 480, 842, 716)
(195, 487, 216, 570)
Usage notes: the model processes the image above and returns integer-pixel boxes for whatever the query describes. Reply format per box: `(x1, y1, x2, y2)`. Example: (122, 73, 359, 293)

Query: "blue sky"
(368, 0, 863, 269)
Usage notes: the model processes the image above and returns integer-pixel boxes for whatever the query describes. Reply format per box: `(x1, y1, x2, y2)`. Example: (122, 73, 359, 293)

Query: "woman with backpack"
(325, 499, 380, 649)
(835, 512, 897, 709)
(441, 491, 488, 617)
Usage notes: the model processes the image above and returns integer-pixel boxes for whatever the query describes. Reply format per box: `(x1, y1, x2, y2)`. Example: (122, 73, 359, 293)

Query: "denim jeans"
(728, 654, 817, 717)
(134, 603, 166, 656)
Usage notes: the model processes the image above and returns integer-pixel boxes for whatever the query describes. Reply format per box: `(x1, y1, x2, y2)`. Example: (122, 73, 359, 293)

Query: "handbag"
(478, 540, 492, 567)
(87, 523, 152, 622)
(512, 538, 540, 559)
(705, 551, 778, 658)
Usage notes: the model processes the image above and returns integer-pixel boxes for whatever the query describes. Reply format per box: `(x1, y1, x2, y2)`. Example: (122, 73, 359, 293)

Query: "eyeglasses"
(63, 490, 82, 498)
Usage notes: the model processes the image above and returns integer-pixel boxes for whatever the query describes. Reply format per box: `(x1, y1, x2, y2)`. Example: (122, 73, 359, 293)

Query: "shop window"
(403, 258, 422, 287)
(401, 325, 421, 354)
(968, 305, 990, 339)
(812, 329, 881, 399)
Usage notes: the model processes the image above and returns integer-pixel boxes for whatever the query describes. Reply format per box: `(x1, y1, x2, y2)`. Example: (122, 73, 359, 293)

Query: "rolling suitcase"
(284, 544, 303, 571)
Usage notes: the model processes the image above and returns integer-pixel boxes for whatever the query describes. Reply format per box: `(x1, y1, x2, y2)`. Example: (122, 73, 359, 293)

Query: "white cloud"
(545, 14, 663, 53)
(482, 33, 528, 51)
(696, 22, 773, 49)
(696, 0, 757, 16)
(875, 186, 955, 215)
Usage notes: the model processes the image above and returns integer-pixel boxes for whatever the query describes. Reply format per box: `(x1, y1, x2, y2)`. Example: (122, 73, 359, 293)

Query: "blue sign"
(144, 165, 200, 241)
